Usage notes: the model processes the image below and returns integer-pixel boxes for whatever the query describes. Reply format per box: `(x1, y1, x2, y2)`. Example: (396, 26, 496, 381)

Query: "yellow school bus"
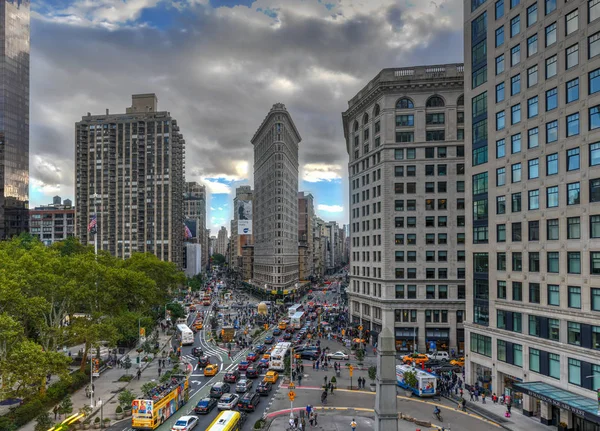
(206, 410, 243, 431)
(131, 375, 189, 429)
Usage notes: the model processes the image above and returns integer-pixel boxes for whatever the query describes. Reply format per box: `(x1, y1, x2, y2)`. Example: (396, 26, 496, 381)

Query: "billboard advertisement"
(237, 200, 252, 235)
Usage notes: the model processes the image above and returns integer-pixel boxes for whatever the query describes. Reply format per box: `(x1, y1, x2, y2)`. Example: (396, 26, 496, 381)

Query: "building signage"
(516, 385, 600, 424)
(237, 200, 252, 235)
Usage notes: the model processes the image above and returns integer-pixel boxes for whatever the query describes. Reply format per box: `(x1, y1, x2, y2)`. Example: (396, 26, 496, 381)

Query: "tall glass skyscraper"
(0, 0, 30, 239)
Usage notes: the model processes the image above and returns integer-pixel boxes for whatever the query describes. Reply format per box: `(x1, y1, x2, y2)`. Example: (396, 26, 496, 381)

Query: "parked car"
(209, 382, 231, 398)
(263, 370, 279, 383)
(300, 351, 319, 360)
(171, 415, 198, 431)
(238, 361, 249, 371)
(256, 381, 273, 395)
(245, 366, 259, 379)
(235, 379, 253, 393)
(217, 393, 239, 410)
(327, 351, 349, 360)
(224, 370, 241, 383)
(237, 392, 261, 412)
(194, 397, 217, 414)
(402, 353, 429, 365)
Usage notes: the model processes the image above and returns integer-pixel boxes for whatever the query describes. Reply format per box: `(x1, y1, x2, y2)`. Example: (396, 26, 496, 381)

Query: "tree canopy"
(0, 234, 185, 399)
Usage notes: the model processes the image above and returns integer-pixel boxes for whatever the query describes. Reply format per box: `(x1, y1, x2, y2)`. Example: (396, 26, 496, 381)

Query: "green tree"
(58, 395, 73, 417)
(118, 389, 136, 409)
(211, 254, 226, 265)
(403, 370, 418, 389)
(166, 303, 185, 325)
(34, 412, 53, 431)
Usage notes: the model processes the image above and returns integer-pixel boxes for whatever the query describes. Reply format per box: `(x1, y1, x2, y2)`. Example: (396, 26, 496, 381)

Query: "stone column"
(521, 394, 533, 417)
(540, 400, 552, 425)
(560, 408, 572, 428)
(374, 326, 399, 431)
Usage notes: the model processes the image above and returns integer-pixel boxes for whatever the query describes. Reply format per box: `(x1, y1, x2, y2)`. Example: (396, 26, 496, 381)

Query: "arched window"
(353, 120, 359, 131)
(363, 113, 369, 124)
(457, 95, 464, 106)
(426, 95, 445, 107)
(373, 104, 380, 117)
(396, 98, 414, 109)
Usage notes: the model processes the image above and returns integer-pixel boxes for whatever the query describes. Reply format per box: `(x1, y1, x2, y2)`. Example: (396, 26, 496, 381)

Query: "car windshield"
(221, 395, 233, 401)
(198, 400, 209, 406)
(175, 420, 188, 426)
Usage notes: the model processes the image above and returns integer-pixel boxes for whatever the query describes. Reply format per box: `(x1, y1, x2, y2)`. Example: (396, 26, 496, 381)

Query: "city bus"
(176, 324, 195, 345)
(290, 311, 305, 330)
(288, 304, 304, 318)
(269, 342, 292, 371)
(206, 410, 243, 431)
(396, 364, 437, 397)
(131, 375, 189, 429)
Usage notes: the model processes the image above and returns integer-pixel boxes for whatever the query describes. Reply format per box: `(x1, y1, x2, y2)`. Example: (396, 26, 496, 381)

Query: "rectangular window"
(426, 113, 445, 125)
(567, 182, 581, 206)
(497, 340, 507, 362)
(547, 219, 559, 240)
(567, 113, 580, 137)
(496, 54, 505, 75)
(549, 354, 560, 379)
(496, 26, 505, 47)
(546, 155, 559, 177)
(396, 132, 414, 143)
(566, 44, 579, 69)
(497, 281, 507, 299)
(566, 78, 579, 103)
(496, 139, 505, 158)
(529, 282, 540, 302)
(528, 96, 538, 118)
(530, 348, 540, 373)
(472, 66, 488, 89)
(497, 195, 506, 214)
(547, 252, 560, 273)
(568, 322, 582, 347)
(592, 288, 600, 310)
(496, 82, 505, 102)
(546, 55, 557, 78)
(590, 105, 600, 130)
(527, 34, 537, 56)
(511, 163, 522, 183)
(496, 111, 505, 130)
(511, 75, 521, 97)
(591, 251, 600, 274)
(396, 115, 414, 127)
(470, 333, 492, 357)
(512, 192, 521, 212)
(473, 172, 488, 194)
(546, 88, 558, 111)
(569, 285, 582, 307)
(473, 147, 488, 166)
(512, 253, 523, 272)
(394, 149, 404, 160)
(511, 104, 521, 124)
(591, 178, 600, 202)
(511, 15, 520, 37)
(513, 344, 523, 367)
(569, 358, 581, 385)
(395, 285, 404, 299)
(528, 65, 538, 87)
(527, 3, 538, 26)
(528, 189, 540, 210)
(529, 220, 539, 240)
(545, 0, 556, 15)
(528, 127, 539, 148)
(528, 158, 539, 179)
(497, 225, 506, 243)
(529, 253, 540, 273)
(511, 45, 521, 66)
(567, 217, 581, 239)
(548, 284, 560, 306)
(426, 130, 445, 141)
(590, 32, 600, 59)
(546, 22, 557, 46)
(566, 8, 579, 34)
(546, 121, 558, 143)
(496, 0, 504, 19)
(547, 185, 559, 208)
(496, 168, 506, 186)
(591, 68, 600, 95)
(591, 0, 600, 22)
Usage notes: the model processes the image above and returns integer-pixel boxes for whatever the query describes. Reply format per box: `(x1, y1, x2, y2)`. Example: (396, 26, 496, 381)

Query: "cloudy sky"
(30, 0, 463, 232)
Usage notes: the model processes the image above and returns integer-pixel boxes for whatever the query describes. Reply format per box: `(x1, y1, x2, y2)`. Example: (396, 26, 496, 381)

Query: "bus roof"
(176, 323, 192, 332)
(207, 410, 241, 430)
(291, 311, 304, 319)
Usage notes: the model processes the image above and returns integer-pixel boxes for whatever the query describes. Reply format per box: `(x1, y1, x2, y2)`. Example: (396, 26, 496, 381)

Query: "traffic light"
(349, 365, 354, 376)
(288, 391, 296, 401)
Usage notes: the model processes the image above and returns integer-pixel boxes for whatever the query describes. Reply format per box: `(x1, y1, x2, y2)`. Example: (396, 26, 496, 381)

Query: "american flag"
(88, 214, 97, 233)
(184, 223, 193, 239)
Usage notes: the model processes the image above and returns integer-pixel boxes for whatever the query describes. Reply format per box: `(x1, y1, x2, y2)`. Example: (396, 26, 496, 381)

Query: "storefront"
(425, 328, 450, 352)
(471, 362, 493, 393)
(500, 373, 523, 409)
(395, 327, 418, 353)
(513, 382, 600, 431)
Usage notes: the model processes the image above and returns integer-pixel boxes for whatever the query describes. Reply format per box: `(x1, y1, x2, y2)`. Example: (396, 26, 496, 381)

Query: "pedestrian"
(313, 410, 318, 425)
(158, 367, 162, 377)
(324, 376, 328, 387)
(298, 375, 303, 386)
(507, 400, 512, 415)
(329, 382, 334, 394)
(309, 412, 314, 427)
(294, 416, 299, 428)
(316, 361, 319, 371)
(313, 361, 316, 370)
(137, 369, 141, 380)
(350, 418, 357, 430)
(469, 389, 474, 401)
(53, 404, 59, 420)
(482, 392, 486, 404)
(301, 417, 306, 430)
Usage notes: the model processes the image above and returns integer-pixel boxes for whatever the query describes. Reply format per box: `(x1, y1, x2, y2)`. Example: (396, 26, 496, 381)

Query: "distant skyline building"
(252, 103, 301, 292)
(184, 181, 208, 269)
(298, 191, 315, 280)
(230, 185, 254, 271)
(75, 94, 185, 266)
(215, 226, 228, 256)
(0, 0, 30, 239)
(29, 196, 75, 245)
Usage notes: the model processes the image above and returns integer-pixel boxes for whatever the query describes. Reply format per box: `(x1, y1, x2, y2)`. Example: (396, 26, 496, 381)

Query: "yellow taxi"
(450, 357, 465, 367)
(402, 353, 429, 365)
(278, 321, 287, 330)
(262, 353, 271, 361)
(203, 364, 218, 376)
(263, 370, 279, 383)
(193, 321, 203, 330)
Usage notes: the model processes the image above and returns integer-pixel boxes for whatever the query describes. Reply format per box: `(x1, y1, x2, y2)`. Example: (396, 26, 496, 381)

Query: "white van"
(427, 351, 450, 361)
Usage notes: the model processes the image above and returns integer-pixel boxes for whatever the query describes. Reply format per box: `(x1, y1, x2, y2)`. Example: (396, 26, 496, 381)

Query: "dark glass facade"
(0, 0, 30, 239)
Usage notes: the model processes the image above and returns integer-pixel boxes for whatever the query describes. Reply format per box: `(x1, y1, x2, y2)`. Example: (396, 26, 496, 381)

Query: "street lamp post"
(89, 354, 94, 408)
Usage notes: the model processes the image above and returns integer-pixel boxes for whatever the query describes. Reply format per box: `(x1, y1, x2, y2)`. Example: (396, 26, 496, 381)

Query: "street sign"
(289, 382, 295, 389)
(288, 391, 296, 401)
(349, 365, 354, 377)
(139, 327, 146, 337)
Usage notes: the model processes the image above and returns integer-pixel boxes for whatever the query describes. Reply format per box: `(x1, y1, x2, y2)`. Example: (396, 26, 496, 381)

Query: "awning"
(513, 381, 600, 424)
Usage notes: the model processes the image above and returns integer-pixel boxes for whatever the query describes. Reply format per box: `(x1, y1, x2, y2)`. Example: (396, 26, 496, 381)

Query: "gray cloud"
(30, 0, 463, 211)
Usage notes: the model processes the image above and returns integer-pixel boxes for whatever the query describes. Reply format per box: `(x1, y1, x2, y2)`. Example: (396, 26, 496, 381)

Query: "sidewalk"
(18, 329, 174, 431)
(444, 394, 550, 431)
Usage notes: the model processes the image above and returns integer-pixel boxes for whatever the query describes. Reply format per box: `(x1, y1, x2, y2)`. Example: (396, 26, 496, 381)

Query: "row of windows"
(394, 181, 464, 194)
(394, 198, 465, 212)
(395, 284, 466, 299)
(394, 267, 465, 280)
(395, 249, 463, 263)
(395, 164, 464, 177)
(395, 215, 466, 229)
(496, 251, 600, 276)
(394, 146, 464, 160)
(396, 232, 466, 245)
